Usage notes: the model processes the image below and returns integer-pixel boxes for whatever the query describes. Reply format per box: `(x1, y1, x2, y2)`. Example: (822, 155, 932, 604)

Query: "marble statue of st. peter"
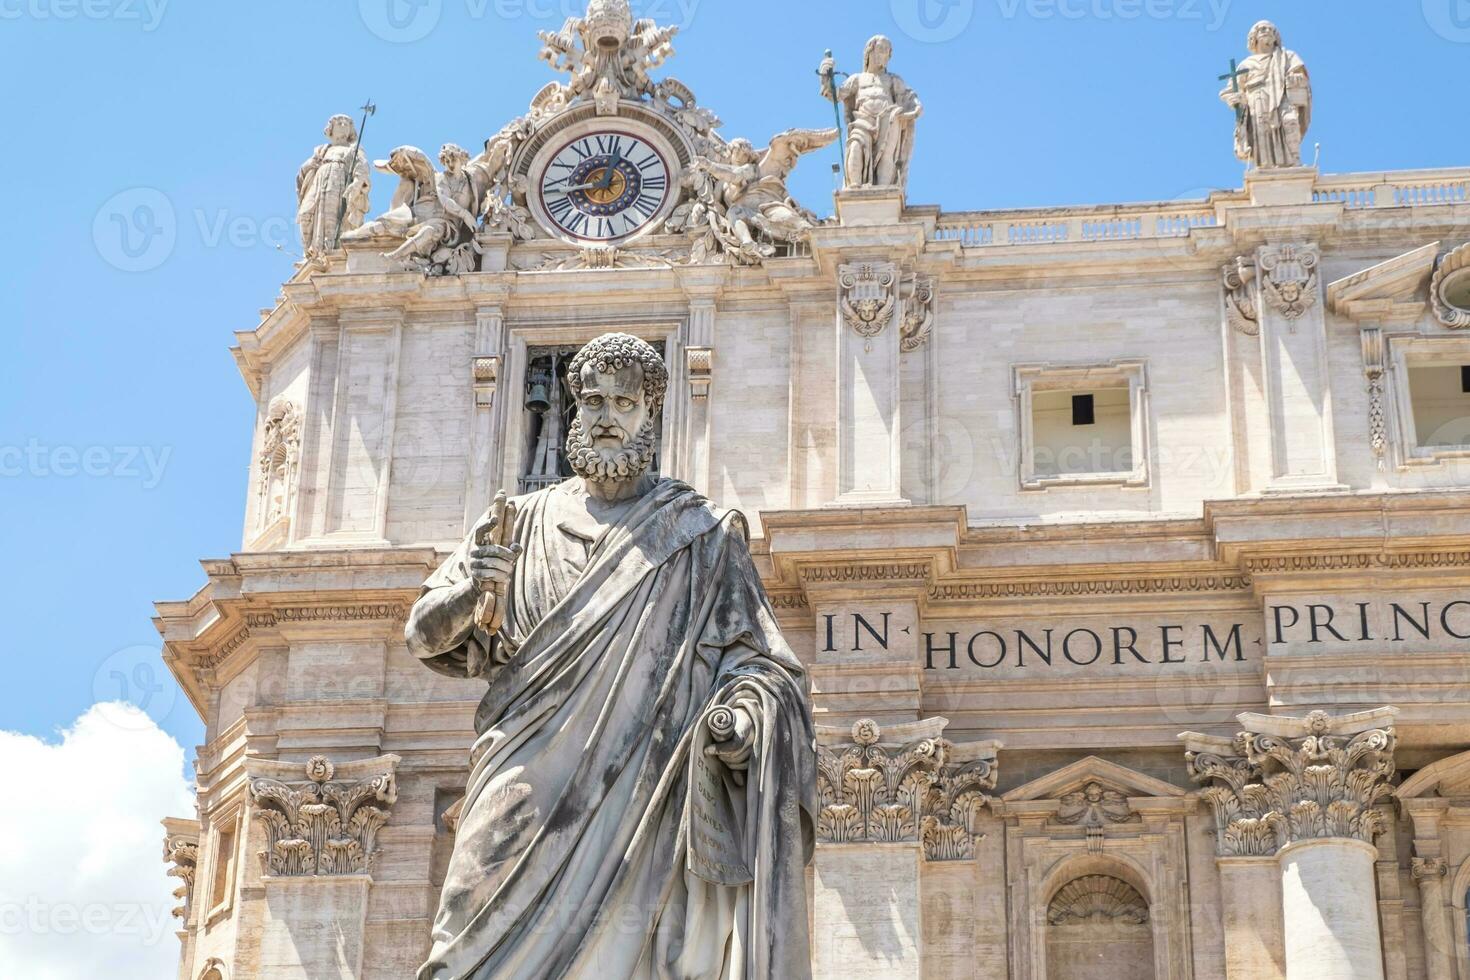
(407, 333, 816, 980)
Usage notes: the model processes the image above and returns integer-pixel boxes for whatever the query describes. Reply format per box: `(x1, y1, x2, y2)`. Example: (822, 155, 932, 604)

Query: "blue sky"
(0, 0, 1467, 764)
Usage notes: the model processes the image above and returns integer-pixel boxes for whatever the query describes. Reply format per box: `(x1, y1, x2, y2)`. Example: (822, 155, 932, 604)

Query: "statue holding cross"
(1219, 20, 1312, 170)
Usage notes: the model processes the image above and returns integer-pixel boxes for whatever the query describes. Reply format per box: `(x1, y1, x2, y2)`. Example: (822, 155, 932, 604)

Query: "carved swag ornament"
(816, 719, 998, 861)
(247, 755, 398, 877)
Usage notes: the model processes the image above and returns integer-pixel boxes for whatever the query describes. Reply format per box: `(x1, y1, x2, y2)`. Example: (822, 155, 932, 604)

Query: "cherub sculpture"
(670, 129, 836, 264)
(343, 145, 482, 276)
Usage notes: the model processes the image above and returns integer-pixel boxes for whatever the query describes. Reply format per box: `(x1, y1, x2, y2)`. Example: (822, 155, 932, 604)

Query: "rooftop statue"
(1220, 20, 1312, 170)
(295, 114, 371, 257)
(407, 334, 817, 980)
(822, 36, 922, 191)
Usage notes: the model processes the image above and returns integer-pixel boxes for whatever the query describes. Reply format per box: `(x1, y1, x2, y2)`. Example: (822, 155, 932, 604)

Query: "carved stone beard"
(566, 414, 658, 485)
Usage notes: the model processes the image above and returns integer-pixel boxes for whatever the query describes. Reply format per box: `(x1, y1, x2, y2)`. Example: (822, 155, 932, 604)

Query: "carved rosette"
(1257, 243, 1321, 321)
(816, 719, 997, 861)
(1430, 243, 1470, 329)
(839, 263, 899, 348)
(247, 755, 399, 877)
(162, 823, 201, 921)
(1222, 258, 1260, 336)
(899, 273, 935, 352)
(1184, 710, 1396, 857)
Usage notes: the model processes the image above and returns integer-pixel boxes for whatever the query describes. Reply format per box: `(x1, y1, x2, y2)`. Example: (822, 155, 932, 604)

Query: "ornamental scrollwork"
(816, 719, 997, 861)
(839, 263, 899, 346)
(247, 755, 399, 877)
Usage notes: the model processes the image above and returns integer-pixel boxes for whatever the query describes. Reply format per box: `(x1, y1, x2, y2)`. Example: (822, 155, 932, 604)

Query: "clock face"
(535, 130, 674, 245)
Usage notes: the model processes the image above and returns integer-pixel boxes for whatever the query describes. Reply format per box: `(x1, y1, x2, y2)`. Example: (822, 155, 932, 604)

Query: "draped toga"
(414, 478, 816, 980)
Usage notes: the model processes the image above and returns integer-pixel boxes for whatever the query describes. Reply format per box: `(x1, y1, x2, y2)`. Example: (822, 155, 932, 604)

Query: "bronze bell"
(525, 377, 552, 414)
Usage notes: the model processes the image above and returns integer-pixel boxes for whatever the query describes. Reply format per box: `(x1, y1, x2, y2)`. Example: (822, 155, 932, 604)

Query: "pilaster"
(834, 261, 908, 507)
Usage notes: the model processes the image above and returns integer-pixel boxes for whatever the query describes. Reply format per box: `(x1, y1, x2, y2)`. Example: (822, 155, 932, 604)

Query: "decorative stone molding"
(1183, 708, 1397, 857)
(1413, 856, 1448, 881)
(686, 346, 713, 401)
(162, 820, 201, 921)
(839, 262, 898, 347)
(244, 603, 412, 628)
(1431, 243, 1470, 329)
(1047, 875, 1149, 926)
(1055, 783, 1135, 829)
(929, 573, 1251, 602)
(247, 755, 399, 877)
(1244, 551, 1470, 574)
(1257, 243, 1320, 321)
(899, 273, 935, 352)
(1223, 258, 1260, 336)
(256, 396, 302, 534)
(815, 718, 999, 862)
(800, 561, 931, 585)
(473, 355, 501, 409)
(1362, 327, 1388, 462)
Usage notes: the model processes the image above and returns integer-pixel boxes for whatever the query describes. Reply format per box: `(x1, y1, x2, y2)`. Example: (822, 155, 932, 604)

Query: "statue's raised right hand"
(468, 500, 522, 596)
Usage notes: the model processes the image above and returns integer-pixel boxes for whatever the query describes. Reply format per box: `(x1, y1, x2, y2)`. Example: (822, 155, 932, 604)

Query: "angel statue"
(296, 114, 372, 256)
(671, 129, 837, 265)
(467, 119, 538, 241)
(343, 145, 480, 277)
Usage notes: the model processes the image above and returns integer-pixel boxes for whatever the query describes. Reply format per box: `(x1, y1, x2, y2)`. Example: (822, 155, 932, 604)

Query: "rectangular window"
(1408, 365, 1470, 449)
(1071, 394, 1096, 427)
(208, 818, 238, 915)
(1013, 361, 1149, 490)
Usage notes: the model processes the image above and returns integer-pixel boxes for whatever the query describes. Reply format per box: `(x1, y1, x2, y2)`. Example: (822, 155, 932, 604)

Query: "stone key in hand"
(474, 490, 516, 634)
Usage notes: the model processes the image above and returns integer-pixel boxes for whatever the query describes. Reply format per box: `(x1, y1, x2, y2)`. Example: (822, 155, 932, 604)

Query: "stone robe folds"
(416, 479, 816, 980)
(1234, 47, 1311, 169)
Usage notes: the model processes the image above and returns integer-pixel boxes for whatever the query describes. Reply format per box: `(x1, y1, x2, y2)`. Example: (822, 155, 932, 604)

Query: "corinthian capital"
(246, 754, 400, 878)
(1183, 708, 1397, 856)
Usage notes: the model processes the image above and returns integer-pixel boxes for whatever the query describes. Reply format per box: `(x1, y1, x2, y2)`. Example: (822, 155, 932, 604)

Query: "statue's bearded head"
(863, 35, 893, 74)
(1248, 20, 1281, 54)
(565, 333, 668, 485)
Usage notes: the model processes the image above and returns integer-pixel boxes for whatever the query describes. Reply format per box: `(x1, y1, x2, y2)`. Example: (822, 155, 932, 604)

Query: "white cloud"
(0, 704, 195, 980)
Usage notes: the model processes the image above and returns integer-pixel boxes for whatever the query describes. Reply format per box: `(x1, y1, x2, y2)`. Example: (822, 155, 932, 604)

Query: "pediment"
(1328, 242, 1439, 324)
(1001, 756, 1188, 803)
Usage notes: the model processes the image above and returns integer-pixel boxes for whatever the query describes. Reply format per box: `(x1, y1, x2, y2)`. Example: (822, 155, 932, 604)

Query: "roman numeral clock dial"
(532, 128, 675, 246)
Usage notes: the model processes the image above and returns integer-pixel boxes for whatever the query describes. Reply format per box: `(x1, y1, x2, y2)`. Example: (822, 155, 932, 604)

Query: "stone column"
(1402, 798, 1455, 980)
(811, 718, 998, 980)
(1185, 708, 1398, 980)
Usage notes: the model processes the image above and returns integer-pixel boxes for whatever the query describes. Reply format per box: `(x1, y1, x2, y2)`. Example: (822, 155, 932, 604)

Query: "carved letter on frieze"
(1184, 709, 1397, 857)
(162, 824, 201, 921)
(899, 273, 935, 352)
(247, 755, 399, 877)
(1223, 258, 1260, 336)
(839, 263, 899, 350)
(1258, 244, 1321, 322)
(816, 718, 999, 861)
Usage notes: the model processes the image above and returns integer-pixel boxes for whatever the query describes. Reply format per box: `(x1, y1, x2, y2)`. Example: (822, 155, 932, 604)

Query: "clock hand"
(597, 149, 623, 191)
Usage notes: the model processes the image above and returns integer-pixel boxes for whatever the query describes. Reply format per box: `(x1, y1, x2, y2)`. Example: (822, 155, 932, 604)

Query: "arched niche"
(1040, 855, 1157, 980)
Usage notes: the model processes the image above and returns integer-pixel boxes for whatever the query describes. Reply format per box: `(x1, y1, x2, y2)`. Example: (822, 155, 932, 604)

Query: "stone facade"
(154, 5, 1470, 978)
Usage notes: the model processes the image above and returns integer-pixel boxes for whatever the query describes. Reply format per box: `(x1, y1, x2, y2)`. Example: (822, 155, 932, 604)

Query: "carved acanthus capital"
(839, 263, 899, 347)
(162, 819, 201, 921)
(247, 754, 399, 878)
(1223, 258, 1260, 336)
(816, 718, 999, 861)
(1184, 709, 1398, 856)
(899, 273, 935, 352)
(1257, 243, 1321, 321)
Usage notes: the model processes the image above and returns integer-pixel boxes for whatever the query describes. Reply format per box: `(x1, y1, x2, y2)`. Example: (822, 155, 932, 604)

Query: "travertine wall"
(159, 167, 1470, 980)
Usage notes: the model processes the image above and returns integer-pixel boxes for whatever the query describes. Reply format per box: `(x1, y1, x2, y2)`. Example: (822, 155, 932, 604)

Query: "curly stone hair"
(566, 333, 669, 409)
